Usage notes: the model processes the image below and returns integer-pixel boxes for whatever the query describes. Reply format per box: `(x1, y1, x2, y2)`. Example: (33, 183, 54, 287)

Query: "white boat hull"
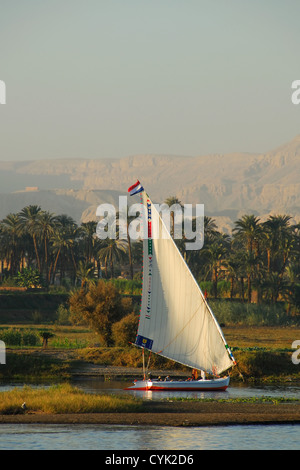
(125, 376, 230, 391)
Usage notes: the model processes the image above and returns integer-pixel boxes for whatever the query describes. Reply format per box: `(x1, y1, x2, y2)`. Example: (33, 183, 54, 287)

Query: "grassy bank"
(1, 324, 300, 383)
(75, 345, 300, 383)
(2, 347, 299, 384)
(0, 384, 143, 415)
(1, 350, 72, 382)
(1, 383, 299, 417)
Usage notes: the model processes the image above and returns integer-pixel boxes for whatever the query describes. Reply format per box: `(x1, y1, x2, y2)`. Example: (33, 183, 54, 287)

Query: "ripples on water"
(0, 423, 299, 450)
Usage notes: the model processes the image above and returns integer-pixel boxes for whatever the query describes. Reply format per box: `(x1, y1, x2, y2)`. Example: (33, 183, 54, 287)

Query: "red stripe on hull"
(150, 385, 228, 391)
(125, 385, 228, 391)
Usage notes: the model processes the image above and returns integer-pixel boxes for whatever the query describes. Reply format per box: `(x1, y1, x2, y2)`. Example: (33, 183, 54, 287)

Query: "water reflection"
(1, 378, 300, 450)
(0, 423, 299, 450)
(1, 377, 300, 400)
(70, 377, 300, 400)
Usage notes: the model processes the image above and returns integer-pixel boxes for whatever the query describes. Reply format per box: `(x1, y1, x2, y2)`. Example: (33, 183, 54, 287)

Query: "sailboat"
(125, 181, 236, 391)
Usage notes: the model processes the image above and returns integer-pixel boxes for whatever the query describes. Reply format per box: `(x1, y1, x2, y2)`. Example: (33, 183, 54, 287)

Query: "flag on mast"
(128, 180, 144, 196)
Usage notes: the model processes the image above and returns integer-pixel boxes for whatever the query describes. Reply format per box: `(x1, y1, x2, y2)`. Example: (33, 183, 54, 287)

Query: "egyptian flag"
(128, 180, 144, 196)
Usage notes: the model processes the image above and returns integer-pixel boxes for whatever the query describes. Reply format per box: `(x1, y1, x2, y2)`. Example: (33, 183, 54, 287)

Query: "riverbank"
(1, 400, 300, 427)
(3, 343, 300, 384)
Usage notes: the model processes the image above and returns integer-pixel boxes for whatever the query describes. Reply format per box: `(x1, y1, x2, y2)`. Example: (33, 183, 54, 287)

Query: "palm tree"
(262, 215, 299, 306)
(36, 211, 56, 282)
(261, 271, 289, 304)
(1, 213, 22, 275)
(49, 215, 78, 284)
(244, 250, 260, 302)
(201, 234, 229, 298)
(116, 210, 135, 279)
(164, 196, 183, 238)
(18, 205, 43, 272)
(262, 215, 293, 273)
(233, 215, 262, 302)
(76, 260, 95, 288)
(80, 221, 97, 264)
(223, 254, 240, 299)
(204, 216, 219, 241)
(98, 239, 128, 278)
(233, 214, 262, 255)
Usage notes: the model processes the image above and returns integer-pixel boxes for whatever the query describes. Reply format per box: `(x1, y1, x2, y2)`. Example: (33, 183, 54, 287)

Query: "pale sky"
(0, 0, 300, 161)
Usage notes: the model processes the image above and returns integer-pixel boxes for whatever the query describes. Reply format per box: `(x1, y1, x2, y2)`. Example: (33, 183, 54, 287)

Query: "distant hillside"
(0, 189, 127, 224)
(0, 135, 299, 232)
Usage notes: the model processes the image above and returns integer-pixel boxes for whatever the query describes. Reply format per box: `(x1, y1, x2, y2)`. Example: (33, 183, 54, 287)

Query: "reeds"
(0, 384, 142, 415)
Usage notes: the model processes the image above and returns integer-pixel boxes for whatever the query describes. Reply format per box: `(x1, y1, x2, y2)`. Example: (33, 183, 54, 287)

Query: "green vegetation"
(167, 396, 300, 404)
(0, 328, 40, 346)
(1, 325, 300, 382)
(0, 201, 300, 384)
(69, 280, 135, 346)
(211, 300, 292, 326)
(0, 384, 143, 414)
(0, 203, 298, 312)
(0, 384, 299, 417)
(0, 351, 70, 381)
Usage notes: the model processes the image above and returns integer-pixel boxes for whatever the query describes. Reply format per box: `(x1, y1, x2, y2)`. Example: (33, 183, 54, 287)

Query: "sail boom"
(132, 342, 234, 375)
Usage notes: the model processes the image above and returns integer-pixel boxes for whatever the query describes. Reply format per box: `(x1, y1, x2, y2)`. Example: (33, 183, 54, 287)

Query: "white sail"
(135, 191, 235, 375)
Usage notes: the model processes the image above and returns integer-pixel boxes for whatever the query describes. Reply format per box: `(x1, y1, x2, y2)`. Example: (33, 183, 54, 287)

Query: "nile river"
(1, 379, 300, 450)
(0, 423, 299, 450)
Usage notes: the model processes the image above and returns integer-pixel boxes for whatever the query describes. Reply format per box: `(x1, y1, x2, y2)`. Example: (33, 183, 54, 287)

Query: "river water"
(1, 379, 300, 451)
(0, 423, 299, 450)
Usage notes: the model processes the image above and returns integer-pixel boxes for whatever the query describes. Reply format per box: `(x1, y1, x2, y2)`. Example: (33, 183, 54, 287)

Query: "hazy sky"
(0, 0, 300, 161)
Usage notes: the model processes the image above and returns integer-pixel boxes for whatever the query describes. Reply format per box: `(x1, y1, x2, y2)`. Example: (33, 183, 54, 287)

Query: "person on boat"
(164, 375, 170, 381)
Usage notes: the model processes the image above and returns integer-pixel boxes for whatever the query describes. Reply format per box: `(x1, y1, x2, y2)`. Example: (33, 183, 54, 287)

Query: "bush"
(199, 280, 231, 298)
(233, 350, 295, 378)
(0, 329, 22, 346)
(16, 268, 44, 288)
(69, 280, 133, 346)
(22, 330, 40, 346)
(0, 328, 40, 346)
(110, 279, 142, 295)
(55, 304, 71, 325)
(112, 312, 139, 346)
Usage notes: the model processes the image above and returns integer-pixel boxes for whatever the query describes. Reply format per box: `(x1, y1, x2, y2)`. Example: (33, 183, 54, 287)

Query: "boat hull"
(125, 376, 230, 391)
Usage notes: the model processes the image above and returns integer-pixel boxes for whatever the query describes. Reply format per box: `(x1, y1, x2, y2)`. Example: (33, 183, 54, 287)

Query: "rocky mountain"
(0, 135, 299, 232)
